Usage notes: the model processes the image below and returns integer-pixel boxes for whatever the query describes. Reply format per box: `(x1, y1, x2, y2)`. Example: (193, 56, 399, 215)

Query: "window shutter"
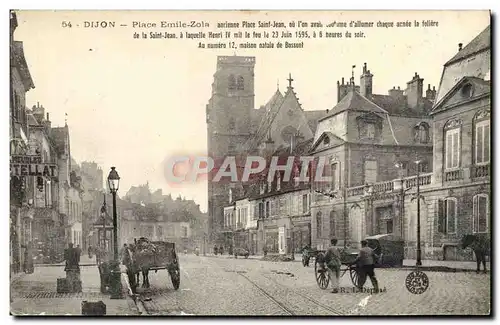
(437, 199, 445, 233)
(473, 195, 478, 233)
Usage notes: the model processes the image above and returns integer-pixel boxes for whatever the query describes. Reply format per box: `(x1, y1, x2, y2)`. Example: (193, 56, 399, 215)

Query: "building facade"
(311, 64, 435, 249)
(206, 55, 326, 245)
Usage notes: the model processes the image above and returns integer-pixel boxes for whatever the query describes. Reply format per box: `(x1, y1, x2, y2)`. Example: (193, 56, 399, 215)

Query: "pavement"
(131, 254, 491, 315)
(201, 253, 491, 272)
(10, 262, 139, 316)
(11, 254, 491, 315)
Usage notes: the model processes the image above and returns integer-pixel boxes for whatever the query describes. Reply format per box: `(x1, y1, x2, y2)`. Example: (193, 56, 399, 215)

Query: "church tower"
(206, 56, 255, 243)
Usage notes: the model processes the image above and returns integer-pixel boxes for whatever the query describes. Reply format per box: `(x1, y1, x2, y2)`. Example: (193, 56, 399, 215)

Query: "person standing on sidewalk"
(324, 238, 341, 293)
(352, 240, 380, 293)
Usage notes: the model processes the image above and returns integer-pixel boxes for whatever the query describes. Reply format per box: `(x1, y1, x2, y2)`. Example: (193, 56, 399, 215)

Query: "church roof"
(445, 25, 490, 66)
(322, 88, 388, 120)
(371, 94, 434, 117)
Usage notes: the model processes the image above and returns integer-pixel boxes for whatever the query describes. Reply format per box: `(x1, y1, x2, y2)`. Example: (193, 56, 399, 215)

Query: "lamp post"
(100, 194, 107, 252)
(395, 162, 406, 239)
(415, 160, 422, 267)
(107, 167, 123, 299)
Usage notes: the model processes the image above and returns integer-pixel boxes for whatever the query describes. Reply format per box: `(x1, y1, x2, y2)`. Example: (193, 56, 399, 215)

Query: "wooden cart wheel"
(349, 266, 361, 289)
(170, 267, 180, 290)
(314, 257, 330, 290)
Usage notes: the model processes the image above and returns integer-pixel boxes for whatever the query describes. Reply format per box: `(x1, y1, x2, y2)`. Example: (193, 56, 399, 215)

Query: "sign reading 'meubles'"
(10, 155, 58, 178)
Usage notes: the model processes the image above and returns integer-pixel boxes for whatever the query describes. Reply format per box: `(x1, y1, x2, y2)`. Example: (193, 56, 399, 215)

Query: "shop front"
(265, 227, 279, 253)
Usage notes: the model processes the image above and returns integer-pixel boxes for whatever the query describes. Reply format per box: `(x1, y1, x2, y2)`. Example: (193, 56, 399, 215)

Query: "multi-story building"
(310, 63, 435, 249)
(10, 11, 36, 272)
(314, 25, 490, 261)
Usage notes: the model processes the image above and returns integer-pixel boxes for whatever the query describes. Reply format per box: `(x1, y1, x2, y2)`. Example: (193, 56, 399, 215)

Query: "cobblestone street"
(134, 255, 491, 315)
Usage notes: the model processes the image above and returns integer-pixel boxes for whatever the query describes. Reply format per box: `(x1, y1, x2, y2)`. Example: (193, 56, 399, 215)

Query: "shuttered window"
(475, 120, 490, 164)
(437, 198, 457, 234)
(445, 129, 460, 169)
(473, 194, 489, 233)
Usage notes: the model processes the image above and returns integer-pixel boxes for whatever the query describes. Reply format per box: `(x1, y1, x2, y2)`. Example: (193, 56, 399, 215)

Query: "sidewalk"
(10, 264, 139, 316)
(36, 255, 97, 267)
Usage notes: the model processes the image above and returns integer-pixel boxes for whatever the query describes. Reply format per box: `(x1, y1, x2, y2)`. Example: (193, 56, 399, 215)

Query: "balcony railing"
(403, 173, 432, 188)
(347, 185, 365, 197)
(471, 164, 490, 179)
(444, 169, 464, 182)
(372, 180, 394, 193)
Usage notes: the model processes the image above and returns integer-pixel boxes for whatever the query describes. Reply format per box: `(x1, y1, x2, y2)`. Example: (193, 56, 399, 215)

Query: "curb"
(35, 263, 97, 268)
(400, 266, 483, 273)
(121, 273, 148, 315)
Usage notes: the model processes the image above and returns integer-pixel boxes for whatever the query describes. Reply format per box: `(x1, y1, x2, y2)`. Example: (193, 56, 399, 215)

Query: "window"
(259, 202, 264, 219)
(157, 226, 163, 238)
(316, 212, 323, 238)
(323, 137, 330, 145)
(444, 128, 460, 169)
(473, 194, 489, 233)
(237, 76, 244, 90)
(461, 83, 473, 98)
(364, 123, 375, 139)
(414, 122, 430, 144)
(437, 198, 457, 234)
(418, 161, 429, 173)
(364, 160, 377, 184)
(228, 118, 235, 131)
(330, 162, 339, 190)
(228, 74, 236, 90)
(167, 226, 175, 237)
(265, 201, 270, 218)
(329, 211, 336, 238)
(475, 120, 490, 164)
(181, 226, 188, 238)
(302, 194, 308, 213)
(386, 220, 393, 234)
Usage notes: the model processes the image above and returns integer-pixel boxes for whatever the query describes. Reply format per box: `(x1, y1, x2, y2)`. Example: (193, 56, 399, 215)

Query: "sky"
(14, 10, 490, 212)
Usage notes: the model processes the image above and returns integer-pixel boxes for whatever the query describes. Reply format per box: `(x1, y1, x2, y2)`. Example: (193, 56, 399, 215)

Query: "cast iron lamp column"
(415, 160, 422, 267)
(107, 167, 123, 299)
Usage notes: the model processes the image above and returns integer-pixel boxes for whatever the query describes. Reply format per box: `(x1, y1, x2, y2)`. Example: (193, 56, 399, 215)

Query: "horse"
(460, 234, 490, 273)
(122, 245, 153, 294)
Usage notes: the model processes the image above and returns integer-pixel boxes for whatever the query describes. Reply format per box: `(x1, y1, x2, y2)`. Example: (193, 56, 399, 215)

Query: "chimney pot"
(341, 77, 344, 85)
(428, 84, 431, 90)
(46, 112, 49, 120)
(393, 86, 396, 90)
(415, 72, 418, 77)
(458, 43, 463, 51)
(326, 109, 329, 114)
(398, 86, 400, 90)
(433, 86, 436, 91)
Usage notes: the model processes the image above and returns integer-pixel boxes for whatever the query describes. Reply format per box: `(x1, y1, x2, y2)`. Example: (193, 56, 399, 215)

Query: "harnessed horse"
(460, 234, 490, 273)
(122, 244, 155, 293)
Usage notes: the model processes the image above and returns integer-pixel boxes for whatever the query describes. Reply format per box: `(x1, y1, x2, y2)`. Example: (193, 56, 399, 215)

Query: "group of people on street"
(323, 238, 380, 294)
(213, 245, 233, 256)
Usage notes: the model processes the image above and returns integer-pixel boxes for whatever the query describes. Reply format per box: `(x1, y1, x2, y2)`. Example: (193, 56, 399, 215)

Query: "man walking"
(353, 240, 379, 293)
(324, 238, 342, 293)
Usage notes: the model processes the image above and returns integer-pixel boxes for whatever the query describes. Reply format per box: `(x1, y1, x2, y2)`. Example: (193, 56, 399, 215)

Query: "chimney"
(425, 84, 436, 101)
(458, 43, 463, 51)
(388, 86, 404, 101)
(406, 72, 424, 110)
(360, 62, 373, 98)
(337, 77, 349, 103)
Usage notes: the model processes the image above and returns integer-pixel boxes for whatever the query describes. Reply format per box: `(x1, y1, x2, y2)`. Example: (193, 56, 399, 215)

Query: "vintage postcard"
(9, 10, 491, 316)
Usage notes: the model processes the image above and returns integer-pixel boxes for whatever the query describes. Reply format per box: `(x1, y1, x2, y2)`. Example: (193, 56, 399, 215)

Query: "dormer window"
(461, 83, 473, 98)
(228, 74, 236, 90)
(323, 137, 330, 146)
(362, 122, 376, 139)
(237, 76, 244, 90)
(414, 122, 430, 144)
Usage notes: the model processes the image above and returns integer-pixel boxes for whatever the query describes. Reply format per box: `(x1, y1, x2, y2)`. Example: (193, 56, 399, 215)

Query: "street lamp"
(100, 194, 107, 253)
(107, 166, 123, 299)
(414, 160, 422, 267)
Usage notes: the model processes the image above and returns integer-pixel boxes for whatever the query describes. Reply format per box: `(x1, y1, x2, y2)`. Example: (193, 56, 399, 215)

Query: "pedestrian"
(219, 245, 224, 256)
(120, 244, 128, 261)
(64, 243, 80, 271)
(88, 245, 93, 259)
(302, 244, 311, 267)
(263, 246, 268, 257)
(324, 238, 342, 293)
(75, 245, 82, 264)
(214, 245, 218, 256)
(352, 240, 380, 293)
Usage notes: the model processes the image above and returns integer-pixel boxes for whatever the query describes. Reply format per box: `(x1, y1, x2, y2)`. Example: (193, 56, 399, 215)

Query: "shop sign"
(10, 155, 57, 178)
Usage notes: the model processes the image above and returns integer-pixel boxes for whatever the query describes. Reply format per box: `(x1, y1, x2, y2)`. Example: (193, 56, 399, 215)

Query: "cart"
(314, 248, 361, 290)
(124, 238, 180, 294)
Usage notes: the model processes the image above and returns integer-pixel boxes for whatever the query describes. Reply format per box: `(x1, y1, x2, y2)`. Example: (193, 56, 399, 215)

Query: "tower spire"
(277, 79, 279, 91)
(65, 113, 68, 126)
(287, 73, 294, 88)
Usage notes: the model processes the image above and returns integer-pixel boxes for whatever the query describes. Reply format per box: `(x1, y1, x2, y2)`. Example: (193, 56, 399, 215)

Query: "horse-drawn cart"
(123, 238, 181, 294)
(314, 248, 362, 290)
